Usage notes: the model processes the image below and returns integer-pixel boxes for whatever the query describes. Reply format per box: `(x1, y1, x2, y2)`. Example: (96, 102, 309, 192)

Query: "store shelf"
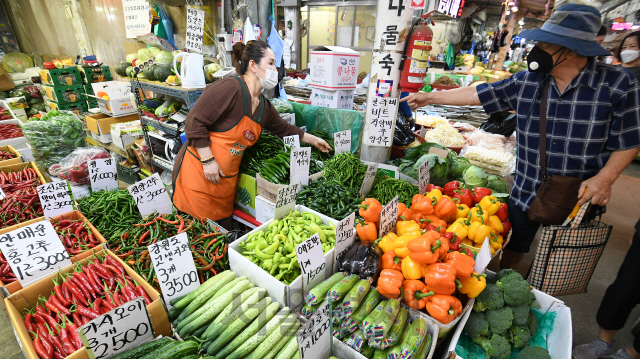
(140, 115, 180, 136)
(130, 79, 204, 109)
(86, 133, 135, 161)
(152, 156, 174, 172)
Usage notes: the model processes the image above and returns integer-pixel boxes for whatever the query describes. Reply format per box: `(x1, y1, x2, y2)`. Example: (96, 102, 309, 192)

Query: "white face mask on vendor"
(255, 65, 278, 90)
(620, 49, 640, 64)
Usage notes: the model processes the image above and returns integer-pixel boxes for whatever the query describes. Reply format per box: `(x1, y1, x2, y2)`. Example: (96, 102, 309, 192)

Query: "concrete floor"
(1, 163, 639, 358)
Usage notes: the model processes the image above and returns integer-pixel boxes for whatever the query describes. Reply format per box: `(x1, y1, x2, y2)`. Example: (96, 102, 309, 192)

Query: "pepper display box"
(0, 145, 22, 166)
(3, 248, 171, 359)
(235, 173, 258, 217)
(256, 171, 324, 203)
(88, 81, 137, 117)
(309, 46, 360, 90)
(310, 88, 355, 110)
(445, 271, 572, 359)
(229, 205, 338, 308)
(86, 113, 139, 143)
(110, 120, 143, 150)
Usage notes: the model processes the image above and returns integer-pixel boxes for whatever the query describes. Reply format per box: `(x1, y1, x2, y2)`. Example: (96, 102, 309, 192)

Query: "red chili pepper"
(63, 279, 88, 307)
(84, 264, 103, 295)
(64, 317, 83, 351)
(71, 312, 82, 327)
(46, 294, 70, 315)
(68, 276, 91, 304)
(34, 334, 53, 359)
(73, 271, 97, 299)
(113, 290, 123, 306)
(135, 284, 152, 305)
(105, 254, 125, 275)
(176, 215, 185, 233)
(102, 263, 124, 279)
(25, 313, 35, 338)
(48, 332, 68, 357)
(101, 298, 116, 311)
(34, 312, 58, 333)
(93, 261, 115, 288)
(137, 230, 150, 245)
(60, 326, 77, 353)
(75, 304, 99, 319)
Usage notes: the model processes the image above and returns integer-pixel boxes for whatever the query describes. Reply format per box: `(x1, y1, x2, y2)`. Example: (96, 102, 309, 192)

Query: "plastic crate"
(42, 84, 86, 104)
(39, 67, 82, 86)
(80, 66, 113, 84)
(117, 162, 140, 184)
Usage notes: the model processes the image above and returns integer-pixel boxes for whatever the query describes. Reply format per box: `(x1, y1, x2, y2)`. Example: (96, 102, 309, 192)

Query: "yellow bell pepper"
(474, 242, 496, 255)
(426, 189, 442, 203)
(394, 230, 421, 258)
(377, 233, 398, 253)
(461, 239, 474, 246)
(446, 217, 470, 240)
(401, 256, 426, 279)
(468, 219, 492, 244)
(458, 272, 487, 298)
(396, 220, 421, 236)
(479, 195, 501, 216)
(469, 204, 490, 224)
(488, 215, 504, 234)
(456, 204, 470, 219)
(490, 233, 504, 250)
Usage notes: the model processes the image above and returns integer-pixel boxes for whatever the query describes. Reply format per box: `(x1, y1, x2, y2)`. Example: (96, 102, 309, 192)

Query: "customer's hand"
(400, 92, 434, 109)
(577, 174, 613, 206)
(313, 137, 332, 153)
(203, 161, 225, 184)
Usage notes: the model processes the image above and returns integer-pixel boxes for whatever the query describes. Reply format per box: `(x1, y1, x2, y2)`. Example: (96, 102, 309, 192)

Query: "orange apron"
(173, 77, 263, 221)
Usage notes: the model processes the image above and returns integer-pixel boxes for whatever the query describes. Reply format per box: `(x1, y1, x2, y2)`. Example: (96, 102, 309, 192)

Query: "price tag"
(296, 301, 331, 359)
(79, 297, 155, 359)
(274, 183, 300, 220)
(38, 180, 74, 218)
(334, 212, 356, 272)
(149, 233, 200, 309)
(128, 173, 173, 217)
(418, 158, 430, 193)
(333, 130, 351, 155)
(89, 158, 118, 192)
(428, 147, 449, 159)
(207, 220, 229, 235)
(367, 97, 398, 147)
(296, 233, 326, 290)
(0, 187, 5, 200)
(186, 7, 205, 53)
(379, 196, 399, 237)
(0, 221, 72, 287)
(283, 135, 300, 149)
(359, 163, 378, 196)
(290, 147, 311, 186)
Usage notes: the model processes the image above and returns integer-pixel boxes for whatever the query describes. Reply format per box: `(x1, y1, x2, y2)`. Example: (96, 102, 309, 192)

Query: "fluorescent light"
(507, 1, 515, 5)
(512, 6, 518, 11)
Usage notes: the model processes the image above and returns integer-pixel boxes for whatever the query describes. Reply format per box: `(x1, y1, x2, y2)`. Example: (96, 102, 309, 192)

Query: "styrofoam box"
(0, 119, 29, 148)
(445, 271, 572, 359)
(255, 195, 276, 224)
(229, 205, 338, 308)
(0, 100, 18, 120)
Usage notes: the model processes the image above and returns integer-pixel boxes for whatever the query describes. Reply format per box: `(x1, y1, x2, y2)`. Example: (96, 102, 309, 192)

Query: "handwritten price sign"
(128, 173, 173, 217)
(418, 158, 430, 193)
(296, 233, 326, 290)
(297, 301, 331, 359)
(379, 196, 399, 237)
(284, 135, 300, 149)
(333, 130, 351, 155)
(334, 212, 356, 272)
(89, 158, 118, 192)
(274, 183, 300, 220)
(290, 147, 311, 186)
(367, 97, 398, 147)
(37, 180, 74, 218)
(360, 163, 379, 196)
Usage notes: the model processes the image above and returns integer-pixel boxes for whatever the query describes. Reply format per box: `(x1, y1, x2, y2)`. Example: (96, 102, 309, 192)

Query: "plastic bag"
(480, 111, 516, 137)
(270, 98, 294, 113)
(48, 147, 110, 185)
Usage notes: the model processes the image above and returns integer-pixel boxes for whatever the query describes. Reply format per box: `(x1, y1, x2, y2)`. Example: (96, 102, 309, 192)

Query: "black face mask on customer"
(527, 45, 567, 73)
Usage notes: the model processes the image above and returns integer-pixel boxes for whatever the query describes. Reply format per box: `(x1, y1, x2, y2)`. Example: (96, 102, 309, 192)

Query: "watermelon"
(115, 62, 129, 77)
(154, 64, 172, 82)
(143, 65, 156, 81)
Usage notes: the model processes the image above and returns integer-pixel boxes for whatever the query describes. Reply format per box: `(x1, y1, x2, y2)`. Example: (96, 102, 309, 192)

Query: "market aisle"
(0, 301, 22, 359)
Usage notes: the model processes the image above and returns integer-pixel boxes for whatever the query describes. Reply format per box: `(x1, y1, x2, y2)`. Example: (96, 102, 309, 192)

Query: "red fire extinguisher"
(399, 11, 435, 92)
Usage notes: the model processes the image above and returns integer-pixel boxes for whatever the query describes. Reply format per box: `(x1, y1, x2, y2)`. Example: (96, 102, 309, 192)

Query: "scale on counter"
(212, 67, 237, 79)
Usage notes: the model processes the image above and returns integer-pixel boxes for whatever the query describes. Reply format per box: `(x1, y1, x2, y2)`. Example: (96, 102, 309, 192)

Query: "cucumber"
(344, 288, 381, 333)
(204, 289, 268, 341)
(213, 287, 262, 326)
(178, 279, 253, 337)
(414, 332, 432, 359)
(169, 293, 189, 306)
(262, 319, 301, 359)
(341, 279, 372, 318)
(248, 314, 300, 359)
(213, 302, 281, 358)
(175, 272, 237, 323)
(291, 350, 300, 359)
(192, 324, 208, 338)
(183, 355, 200, 359)
(399, 318, 428, 359)
(110, 338, 174, 359)
(386, 328, 407, 359)
(371, 299, 400, 339)
(152, 341, 199, 359)
(305, 272, 344, 306)
(205, 297, 272, 348)
(384, 307, 407, 347)
(373, 348, 388, 359)
(361, 342, 375, 358)
(274, 335, 298, 359)
(369, 337, 387, 350)
(225, 308, 291, 359)
(333, 322, 343, 339)
(360, 300, 387, 338)
(140, 341, 182, 359)
(326, 274, 359, 302)
(174, 270, 234, 310)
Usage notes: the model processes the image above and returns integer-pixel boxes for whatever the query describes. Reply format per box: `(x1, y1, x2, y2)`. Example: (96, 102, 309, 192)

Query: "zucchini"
(373, 348, 388, 359)
(213, 302, 281, 358)
(386, 328, 407, 359)
(175, 272, 237, 323)
(344, 288, 381, 333)
(152, 340, 199, 359)
(169, 293, 189, 306)
(399, 318, 428, 359)
(414, 332, 432, 359)
(225, 307, 291, 359)
(326, 274, 359, 302)
(110, 338, 174, 359)
(371, 299, 400, 339)
(300, 302, 317, 319)
(360, 300, 387, 338)
(183, 355, 200, 359)
(341, 279, 372, 318)
(212, 287, 263, 326)
(345, 328, 367, 351)
(205, 292, 270, 342)
(304, 272, 344, 306)
(274, 335, 298, 359)
(361, 342, 375, 358)
(178, 279, 253, 337)
(384, 307, 407, 347)
(247, 315, 300, 359)
(174, 270, 234, 309)
(291, 350, 300, 359)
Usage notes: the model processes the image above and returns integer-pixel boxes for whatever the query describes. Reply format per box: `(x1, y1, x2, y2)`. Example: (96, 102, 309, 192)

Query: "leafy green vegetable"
(423, 153, 449, 186)
(22, 111, 85, 170)
(448, 156, 471, 180)
(463, 166, 488, 188)
(271, 98, 294, 114)
(403, 142, 446, 162)
(486, 175, 508, 193)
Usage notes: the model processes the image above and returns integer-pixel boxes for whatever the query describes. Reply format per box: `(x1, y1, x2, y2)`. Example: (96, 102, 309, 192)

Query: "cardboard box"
(86, 113, 138, 143)
(0, 67, 15, 92)
(0, 161, 47, 186)
(254, 195, 275, 224)
(0, 145, 22, 166)
(256, 171, 324, 203)
(3, 248, 171, 359)
(42, 84, 86, 104)
(45, 99, 88, 115)
(309, 46, 360, 90)
(79, 66, 113, 84)
(0, 210, 106, 298)
(111, 120, 142, 150)
(235, 173, 257, 216)
(310, 88, 354, 110)
(84, 84, 94, 95)
(40, 67, 82, 87)
(229, 205, 337, 308)
(88, 81, 137, 117)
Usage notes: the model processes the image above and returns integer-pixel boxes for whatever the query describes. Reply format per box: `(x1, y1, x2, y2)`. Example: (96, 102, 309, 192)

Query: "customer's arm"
(578, 147, 640, 206)
(400, 86, 481, 109)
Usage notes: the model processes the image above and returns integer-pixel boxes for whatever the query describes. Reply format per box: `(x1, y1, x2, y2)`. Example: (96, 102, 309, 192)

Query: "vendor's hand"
(400, 92, 433, 109)
(312, 136, 332, 153)
(577, 174, 613, 206)
(203, 161, 225, 185)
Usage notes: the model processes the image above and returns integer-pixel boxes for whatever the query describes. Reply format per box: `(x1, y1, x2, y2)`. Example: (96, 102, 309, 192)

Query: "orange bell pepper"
(411, 194, 435, 215)
(422, 263, 459, 295)
(407, 231, 449, 264)
(378, 269, 404, 299)
(359, 198, 382, 223)
(443, 251, 475, 278)
(356, 220, 378, 242)
(398, 203, 413, 221)
(402, 280, 434, 310)
(424, 294, 463, 324)
(382, 251, 402, 271)
(435, 196, 457, 219)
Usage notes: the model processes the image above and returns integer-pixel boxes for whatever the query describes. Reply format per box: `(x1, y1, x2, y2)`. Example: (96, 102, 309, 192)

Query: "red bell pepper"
(501, 220, 511, 237)
(472, 187, 493, 204)
(425, 184, 443, 193)
(443, 181, 461, 196)
(443, 232, 461, 251)
(453, 189, 473, 207)
(495, 203, 508, 222)
(459, 247, 474, 257)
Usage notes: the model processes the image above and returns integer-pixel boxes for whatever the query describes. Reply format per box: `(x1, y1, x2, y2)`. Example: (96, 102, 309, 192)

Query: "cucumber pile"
(167, 271, 301, 359)
(301, 272, 433, 359)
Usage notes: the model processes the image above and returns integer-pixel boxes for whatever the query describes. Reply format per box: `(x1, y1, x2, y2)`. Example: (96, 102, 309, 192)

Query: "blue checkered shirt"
(476, 59, 640, 212)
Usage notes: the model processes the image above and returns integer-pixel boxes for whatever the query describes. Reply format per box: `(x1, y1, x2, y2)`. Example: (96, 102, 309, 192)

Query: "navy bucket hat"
(519, 4, 610, 57)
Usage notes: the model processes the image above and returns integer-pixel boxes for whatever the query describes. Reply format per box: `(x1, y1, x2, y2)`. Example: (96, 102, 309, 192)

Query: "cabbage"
(449, 156, 471, 180)
(137, 48, 152, 62)
(462, 166, 488, 188)
(416, 153, 449, 186)
(155, 51, 174, 64)
(486, 175, 508, 193)
(148, 47, 161, 56)
(126, 53, 138, 63)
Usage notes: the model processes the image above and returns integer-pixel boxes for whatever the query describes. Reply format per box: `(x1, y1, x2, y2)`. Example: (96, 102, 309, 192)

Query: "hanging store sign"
(123, 0, 152, 38)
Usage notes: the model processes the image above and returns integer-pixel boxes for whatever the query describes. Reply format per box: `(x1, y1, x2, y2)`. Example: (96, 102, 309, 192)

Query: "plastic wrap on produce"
(22, 111, 85, 170)
(48, 147, 110, 185)
(460, 144, 515, 176)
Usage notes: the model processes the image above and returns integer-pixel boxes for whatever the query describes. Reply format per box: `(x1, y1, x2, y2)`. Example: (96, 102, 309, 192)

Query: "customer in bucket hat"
(402, 4, 640, 270)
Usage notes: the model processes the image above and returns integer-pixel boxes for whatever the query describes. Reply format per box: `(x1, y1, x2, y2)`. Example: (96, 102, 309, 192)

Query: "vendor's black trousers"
(596, 228, 640, 352)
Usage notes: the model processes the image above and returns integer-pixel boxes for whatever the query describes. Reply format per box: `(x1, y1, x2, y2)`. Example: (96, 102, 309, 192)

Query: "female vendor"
(172, 40, 331, 225)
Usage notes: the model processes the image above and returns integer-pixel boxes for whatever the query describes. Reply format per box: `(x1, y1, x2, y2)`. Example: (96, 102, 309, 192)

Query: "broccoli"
(485, 306, 513, 335)
(527, 310, 539, 336)
(506, 325, 531, 349)
(473, 283, 505, 312)
(464, 311, 491, 340)
(511, 304, 529, 326)
(477, 334, 511, 359)
(517, 345, 551, 359)
(496, 275, 530, 306)
(495, 268, 523, 281)
(527, 291, 540, 308)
